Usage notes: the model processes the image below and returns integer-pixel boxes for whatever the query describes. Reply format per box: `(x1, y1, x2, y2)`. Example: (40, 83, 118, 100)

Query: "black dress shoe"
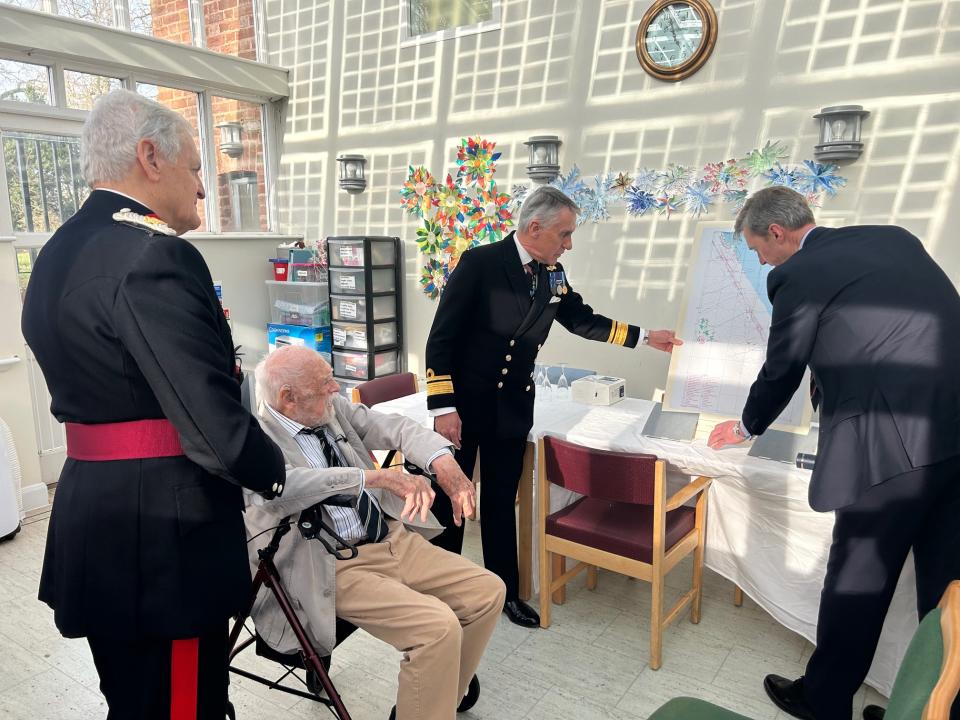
(863, 706, 885, 720)
(763, 675, 816, 720)
(458, 674, 480, 712)
(503, 599, 540, 627)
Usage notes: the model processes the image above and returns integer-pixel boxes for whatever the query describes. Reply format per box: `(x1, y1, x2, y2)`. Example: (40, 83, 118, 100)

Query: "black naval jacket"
(21, 190, 285, 639)
(425, 233, 642, 438)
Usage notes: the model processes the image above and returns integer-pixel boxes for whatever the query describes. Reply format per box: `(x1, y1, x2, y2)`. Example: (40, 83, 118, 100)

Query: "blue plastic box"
(267, 324, 332, 359)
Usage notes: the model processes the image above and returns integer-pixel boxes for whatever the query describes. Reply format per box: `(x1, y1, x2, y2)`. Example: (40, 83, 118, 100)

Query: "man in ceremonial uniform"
(424, 186, 681, 627)
(709, 187, 960, 720)
(21, 89, 286, 719)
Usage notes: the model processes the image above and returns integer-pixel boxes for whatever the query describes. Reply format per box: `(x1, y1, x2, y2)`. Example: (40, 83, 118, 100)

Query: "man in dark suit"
(21, 89, 286, 719)
(425, 186, 681, 627)
(709, 186, 960, 720)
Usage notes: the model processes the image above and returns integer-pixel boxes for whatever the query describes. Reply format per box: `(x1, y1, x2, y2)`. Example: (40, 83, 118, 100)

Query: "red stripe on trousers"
(170, 638, 199, 720)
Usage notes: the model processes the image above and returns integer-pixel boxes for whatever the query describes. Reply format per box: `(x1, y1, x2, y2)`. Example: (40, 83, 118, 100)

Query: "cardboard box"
(267, 324, 332, 358)
(571, 375, 626, 406)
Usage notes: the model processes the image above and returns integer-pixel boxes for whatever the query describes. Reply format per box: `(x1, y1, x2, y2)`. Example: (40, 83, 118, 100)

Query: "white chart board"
(665, 222, 811, 433)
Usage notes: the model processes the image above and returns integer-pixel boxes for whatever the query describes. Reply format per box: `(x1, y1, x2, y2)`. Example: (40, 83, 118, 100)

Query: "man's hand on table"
(430, 453, 477, 526)
(433, 410, 462, 448)
(365, 469, 436, 522)
(708, 420, 748, 450)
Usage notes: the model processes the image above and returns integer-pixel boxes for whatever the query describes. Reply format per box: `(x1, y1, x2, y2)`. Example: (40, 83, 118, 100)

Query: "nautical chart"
(664, 222, 811, 432)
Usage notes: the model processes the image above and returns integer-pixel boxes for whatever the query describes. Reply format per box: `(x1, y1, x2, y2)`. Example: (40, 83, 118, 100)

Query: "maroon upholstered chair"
(350, 373, 419, 469)
(537, 435, 711, 670)
(350, 372, 419, 408)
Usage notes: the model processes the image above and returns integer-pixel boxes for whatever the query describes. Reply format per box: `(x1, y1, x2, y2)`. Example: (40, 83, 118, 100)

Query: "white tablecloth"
(374, 392, 916, 696)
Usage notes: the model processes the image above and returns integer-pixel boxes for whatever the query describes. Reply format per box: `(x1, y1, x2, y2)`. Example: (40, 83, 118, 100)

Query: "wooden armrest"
(666, 475, 712, 511)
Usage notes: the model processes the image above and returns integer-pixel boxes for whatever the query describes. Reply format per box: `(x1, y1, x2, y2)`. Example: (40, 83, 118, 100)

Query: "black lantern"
(336, 154, 367, 194)
(813, 106, 870, 162)
(523, 135, 562, 183)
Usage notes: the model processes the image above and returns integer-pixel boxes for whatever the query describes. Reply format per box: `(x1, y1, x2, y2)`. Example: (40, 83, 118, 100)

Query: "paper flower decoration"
(625, 186, 658, 216)
(657, 164, 693, 196)
(744, 140, 789, 176)
(416, 219, 447, 255)
(613, 172, 633, 193)
(551, 164, 589, 202)
(682, 181, 714, 218)
(632, 168, 660, 192)
(467, 184, 513, 240)
(509, 183, 530, 213)
(577, 173, 620, 225)
(434, 173, 468, 229)
(796, 160, 847, 197)
(399, 165, 437, 218)
(419, 258, 448, 299)
(456, 137, 501, 188)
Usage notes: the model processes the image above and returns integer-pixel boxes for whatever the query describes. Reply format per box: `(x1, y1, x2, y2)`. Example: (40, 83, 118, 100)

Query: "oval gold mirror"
(636, 0, 718, 82)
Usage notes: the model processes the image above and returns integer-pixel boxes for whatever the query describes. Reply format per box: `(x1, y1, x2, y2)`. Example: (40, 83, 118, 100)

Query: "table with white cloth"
(373, 392, 917, 696)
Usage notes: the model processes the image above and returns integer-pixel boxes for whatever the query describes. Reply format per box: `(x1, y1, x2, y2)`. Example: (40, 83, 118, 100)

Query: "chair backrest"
(542, 435, 659, 505)
(351, 372, 418, 407)
(885, 580, 960, 720)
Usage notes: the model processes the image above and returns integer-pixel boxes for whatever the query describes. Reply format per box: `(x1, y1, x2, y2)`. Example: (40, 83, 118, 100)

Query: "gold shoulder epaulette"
(607, 320, 629, 346)
(425, 368, 454, 396)
(112, 208, 178, 236)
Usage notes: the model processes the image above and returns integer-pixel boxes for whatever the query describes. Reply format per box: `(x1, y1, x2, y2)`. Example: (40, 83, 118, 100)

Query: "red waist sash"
(65, 419, 184, 461)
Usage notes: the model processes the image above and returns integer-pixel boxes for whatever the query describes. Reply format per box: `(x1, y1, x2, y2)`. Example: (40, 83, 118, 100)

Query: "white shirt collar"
(266, 403, 308, 436)
(514, 234, 534, 266)
(798, 226, 817, 250)
(95, 187, 153, 211)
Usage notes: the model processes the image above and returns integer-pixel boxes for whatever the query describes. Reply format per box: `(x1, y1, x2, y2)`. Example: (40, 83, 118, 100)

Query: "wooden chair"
(537, 435, 711, 670)
(647, 579, 960, 719)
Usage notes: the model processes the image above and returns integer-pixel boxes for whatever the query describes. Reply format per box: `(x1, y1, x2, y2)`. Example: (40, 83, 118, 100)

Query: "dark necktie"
(310, 427, 388, 543)
(524, 260, 539, 298)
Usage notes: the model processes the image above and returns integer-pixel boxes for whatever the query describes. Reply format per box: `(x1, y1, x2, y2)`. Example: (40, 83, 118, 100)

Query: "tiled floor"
(0, 507, 886, 720)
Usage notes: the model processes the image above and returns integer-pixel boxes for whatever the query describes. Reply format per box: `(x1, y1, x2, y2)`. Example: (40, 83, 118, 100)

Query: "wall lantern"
(523, 135, 562, 183)
(813, 105, 870, 162)
(336, 154, 367, 194)
(215, 121, 243, 158)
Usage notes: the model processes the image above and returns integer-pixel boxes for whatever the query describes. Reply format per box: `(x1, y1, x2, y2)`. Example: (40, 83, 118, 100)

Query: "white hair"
(80, 89, 193, 187)
(254, 346, 327, 407)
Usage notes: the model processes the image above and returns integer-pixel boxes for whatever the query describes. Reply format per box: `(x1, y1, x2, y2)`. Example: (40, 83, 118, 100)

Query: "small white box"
(571, 375, 626, 406)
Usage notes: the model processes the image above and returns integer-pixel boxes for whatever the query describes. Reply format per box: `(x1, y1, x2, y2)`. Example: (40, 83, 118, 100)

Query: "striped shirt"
(266, 404, 451, 543)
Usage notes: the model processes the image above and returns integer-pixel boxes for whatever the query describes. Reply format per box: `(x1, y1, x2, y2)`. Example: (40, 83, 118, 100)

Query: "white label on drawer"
(339, 274, 356, 290)
(354, 330, 366, 343)
(339, 247, 362, 265)
(333, 328, 347, 345)
(339, 301, 357, 319)
(345, 364, 358, 372)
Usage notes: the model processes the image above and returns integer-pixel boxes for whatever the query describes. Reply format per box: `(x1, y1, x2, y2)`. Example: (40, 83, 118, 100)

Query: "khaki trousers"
(335, 521, 506, 720)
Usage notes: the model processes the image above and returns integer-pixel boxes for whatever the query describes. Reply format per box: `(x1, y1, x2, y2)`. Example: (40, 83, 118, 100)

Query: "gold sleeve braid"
(607, 321, 629, 346)
(425, 369, 454, 396)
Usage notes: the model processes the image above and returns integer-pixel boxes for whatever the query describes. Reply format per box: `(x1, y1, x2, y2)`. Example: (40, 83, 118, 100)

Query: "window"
(402, 0, 500, 46)
(56, 0, 116, 27)
(16, 246, 39, 302)
(211, 96, 267, 231)
(2, 132, 88, 233)
(64, 70, 123, 111)
(0, 59, 51, 105)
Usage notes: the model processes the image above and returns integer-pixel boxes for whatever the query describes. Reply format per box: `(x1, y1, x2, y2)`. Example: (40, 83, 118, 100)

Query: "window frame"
(399, 0, 502, 48)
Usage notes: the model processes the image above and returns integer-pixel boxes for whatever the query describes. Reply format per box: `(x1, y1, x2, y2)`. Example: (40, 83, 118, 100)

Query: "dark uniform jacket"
(741, 225, 960, 511)
(21, 190, 285, 639)
(425, 233, 642, 438)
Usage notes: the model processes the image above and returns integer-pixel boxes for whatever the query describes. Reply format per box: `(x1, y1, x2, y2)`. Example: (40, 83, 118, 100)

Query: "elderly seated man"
(244, 345, 506, 720)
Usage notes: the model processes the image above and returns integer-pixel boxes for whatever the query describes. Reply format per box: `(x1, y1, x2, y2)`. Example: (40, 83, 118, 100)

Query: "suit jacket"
(244, 394, 447, 655)
(424, 233, 642, 438)
(21, 190, 285, 639)
(742, 225, 960, 511)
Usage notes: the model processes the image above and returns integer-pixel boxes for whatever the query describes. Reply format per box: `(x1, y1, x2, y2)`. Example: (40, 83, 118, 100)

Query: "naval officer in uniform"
(424, 186, 681, 627)
(21, 89, 286, 718)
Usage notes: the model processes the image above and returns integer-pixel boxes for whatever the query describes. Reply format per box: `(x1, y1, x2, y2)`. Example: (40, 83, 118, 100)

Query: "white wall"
(263, 0, 960, 399)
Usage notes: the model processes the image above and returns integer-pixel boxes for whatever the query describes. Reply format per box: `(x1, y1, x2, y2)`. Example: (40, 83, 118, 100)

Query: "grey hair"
(517, 186, 580, 232)
(254, 346, 327, 406)
(734, 186, 816, 237)
(81, 89, 193, 187)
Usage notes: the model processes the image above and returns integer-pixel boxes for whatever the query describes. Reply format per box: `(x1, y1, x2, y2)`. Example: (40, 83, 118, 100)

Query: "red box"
(270, 259, 289, 281)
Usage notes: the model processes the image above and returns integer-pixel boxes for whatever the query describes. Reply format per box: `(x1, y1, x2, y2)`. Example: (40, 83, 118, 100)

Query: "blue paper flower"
(763, 163, 799, 188)
(577, 174, 621, 225)
(796, 160, 847, 197)
(625, 186, 657, 216)
(682, 181, 714, 218)
(550, 165, 589, 202)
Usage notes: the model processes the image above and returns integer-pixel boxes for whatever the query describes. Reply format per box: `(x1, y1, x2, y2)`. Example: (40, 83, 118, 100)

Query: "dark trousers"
(430, 428, 527, 600)
(804, 456, 960, 720)
(88, 626, 229, 719)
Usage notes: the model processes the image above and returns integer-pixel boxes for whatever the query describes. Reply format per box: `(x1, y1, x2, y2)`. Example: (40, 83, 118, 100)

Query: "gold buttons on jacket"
(509, 340, 516, 347)
(501, 368, 508, 375)
(505, 355, 512, 362)
(537, 343, 542, 350)
(497, 382, 503, 389)
(525, 385, 531, 392)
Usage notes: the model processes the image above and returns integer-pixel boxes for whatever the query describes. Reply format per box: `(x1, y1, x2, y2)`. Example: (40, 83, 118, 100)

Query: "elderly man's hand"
(708, 420, 747, 450)
(430, 454, 476, 526)
(365, 469, 436, 523)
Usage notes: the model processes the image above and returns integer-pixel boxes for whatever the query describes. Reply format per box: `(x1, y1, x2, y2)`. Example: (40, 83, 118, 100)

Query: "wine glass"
(556, 363, 570, 401)
(535, 363, 550, 401)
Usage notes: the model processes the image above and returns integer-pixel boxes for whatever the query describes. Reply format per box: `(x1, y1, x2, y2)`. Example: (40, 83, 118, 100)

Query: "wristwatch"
(733, 421, 753, 440)
(641, 329, 650, 345)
